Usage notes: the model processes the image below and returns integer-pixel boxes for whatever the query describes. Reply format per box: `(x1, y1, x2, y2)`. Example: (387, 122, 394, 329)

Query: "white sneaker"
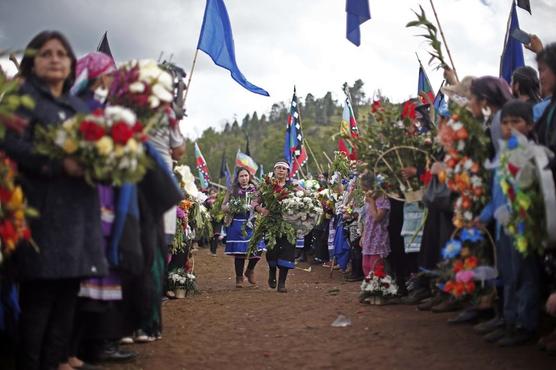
(120, 337, 134, 345)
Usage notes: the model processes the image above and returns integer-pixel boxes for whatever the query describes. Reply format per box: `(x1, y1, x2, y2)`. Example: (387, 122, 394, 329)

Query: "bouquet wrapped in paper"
(35, 106, 151, 186)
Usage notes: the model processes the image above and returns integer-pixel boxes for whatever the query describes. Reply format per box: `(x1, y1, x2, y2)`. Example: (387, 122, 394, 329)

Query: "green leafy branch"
(406, 5, 447, 70)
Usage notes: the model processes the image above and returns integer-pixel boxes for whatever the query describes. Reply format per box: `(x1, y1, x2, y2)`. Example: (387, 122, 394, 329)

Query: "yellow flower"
(8, 187, 24, 208)
(126, 138, 139, 153)
(13, 209, 25, 221)
(63, 138, 78, 154)
(63, 118, 77, 132)
(95, 136, 114, 156)
(114, 145, 125, 157)
(516, 237, 527, 253)
(500, 181, 509, 194)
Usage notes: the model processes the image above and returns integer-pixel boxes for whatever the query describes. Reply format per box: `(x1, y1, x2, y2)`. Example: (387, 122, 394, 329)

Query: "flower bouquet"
(281, 189, 323, 238)
(171, 203, 193, 255)
(359, 268, 399, 305)
(496, 133, 554, 255)
(437, 228, 498, 300)
(168, 268, 199, 298)
(248, 175, 296, 253)
(439, 105, 490, 228)
(0, 153, 37, 265)
(35, 106, 151, 186)
(108, 59, 175, 130)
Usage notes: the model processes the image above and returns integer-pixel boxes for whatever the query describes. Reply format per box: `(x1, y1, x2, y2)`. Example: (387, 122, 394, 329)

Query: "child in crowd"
(477, 99, 540, 347)
(359, 172, 391, 278)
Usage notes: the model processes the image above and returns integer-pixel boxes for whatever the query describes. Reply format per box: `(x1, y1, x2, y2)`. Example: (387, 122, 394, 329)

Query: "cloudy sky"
(0, 0, 554, 139)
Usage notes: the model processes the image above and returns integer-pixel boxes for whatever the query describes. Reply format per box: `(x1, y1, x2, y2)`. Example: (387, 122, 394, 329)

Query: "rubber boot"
(268, 267, 277, 289)
(277, 268, 289, 293)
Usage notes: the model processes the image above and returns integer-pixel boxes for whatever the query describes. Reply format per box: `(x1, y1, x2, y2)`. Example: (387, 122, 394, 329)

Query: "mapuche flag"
(338, 91, 359, 160)
(194, 142, 210, 189)
(235, 150, 258, 176)
(284, 87, 308, 178)
(418, 65, 435, 104)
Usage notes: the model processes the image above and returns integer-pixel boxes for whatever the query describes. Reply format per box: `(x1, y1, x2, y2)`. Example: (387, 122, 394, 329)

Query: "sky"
(0, 0, 554, 140)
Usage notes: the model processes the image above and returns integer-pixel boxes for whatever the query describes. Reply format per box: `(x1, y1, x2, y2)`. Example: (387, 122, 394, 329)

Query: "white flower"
(451, 122, 463, 131)
(295, 190, 304, 198)
(148, 96, 160, 109)
(129, 82, 145, 93)
(54, 130, 68, 148)
(105, 106, 136, 126)
(457, 140, 466, 151)
(152, 83, 173, 102)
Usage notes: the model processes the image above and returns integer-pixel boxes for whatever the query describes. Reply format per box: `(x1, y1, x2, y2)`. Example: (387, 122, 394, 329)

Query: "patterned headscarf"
(71, 51, 116, 95)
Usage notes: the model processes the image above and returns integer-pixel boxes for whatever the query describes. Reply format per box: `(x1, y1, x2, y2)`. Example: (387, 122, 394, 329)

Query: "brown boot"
(235, 276, 244, 288)
(244, 269, 256, 285)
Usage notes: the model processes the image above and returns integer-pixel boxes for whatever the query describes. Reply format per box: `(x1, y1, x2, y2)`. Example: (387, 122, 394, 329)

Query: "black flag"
(517, 0, 531, 14)
(97, 31, 114, 58)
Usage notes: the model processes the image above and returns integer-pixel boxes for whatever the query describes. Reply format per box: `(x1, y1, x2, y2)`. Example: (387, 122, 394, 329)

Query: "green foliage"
(182, 81, 370, 182)
(406, 5, 447, 70)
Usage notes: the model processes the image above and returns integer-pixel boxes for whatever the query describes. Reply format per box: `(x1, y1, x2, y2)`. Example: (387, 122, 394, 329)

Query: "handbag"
(422, 175, 452, 211)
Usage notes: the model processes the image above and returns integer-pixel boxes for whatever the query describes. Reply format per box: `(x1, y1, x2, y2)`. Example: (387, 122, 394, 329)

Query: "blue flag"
(346, 0, 371, 46)
(500, 2, 524, 84)
(197, 0, 269, 96)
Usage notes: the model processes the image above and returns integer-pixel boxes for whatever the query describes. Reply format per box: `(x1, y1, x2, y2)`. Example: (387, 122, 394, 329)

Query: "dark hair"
(537, 43, 556, 74)
(501, 99, 534, 125)
(470, 76, 513, 109)
(231, 167, 253, 195)
(537, 43, 556, 96)
(511, 66, 541, 102)
(19, 30, 77, 92)
(360, 171, 374, 191)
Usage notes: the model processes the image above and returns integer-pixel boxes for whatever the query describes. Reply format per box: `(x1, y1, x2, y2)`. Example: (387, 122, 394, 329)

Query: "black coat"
(1, 76, 107, 280)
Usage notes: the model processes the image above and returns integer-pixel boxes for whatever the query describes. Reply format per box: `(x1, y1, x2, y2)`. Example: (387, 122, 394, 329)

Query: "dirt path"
(108, 247, 554, 370)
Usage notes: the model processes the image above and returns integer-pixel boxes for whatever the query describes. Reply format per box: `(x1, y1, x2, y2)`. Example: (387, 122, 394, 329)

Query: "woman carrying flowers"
(255, 161, 297, 293)
(2, 31, 108, 370)
(222, 167, 260, 288)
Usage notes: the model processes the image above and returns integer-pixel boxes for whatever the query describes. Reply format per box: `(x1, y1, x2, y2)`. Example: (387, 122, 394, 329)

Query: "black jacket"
(1, 76, 108, 280)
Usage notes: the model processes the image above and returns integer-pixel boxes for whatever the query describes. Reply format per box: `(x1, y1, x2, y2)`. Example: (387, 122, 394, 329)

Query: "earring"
(481, 106, 492, 120)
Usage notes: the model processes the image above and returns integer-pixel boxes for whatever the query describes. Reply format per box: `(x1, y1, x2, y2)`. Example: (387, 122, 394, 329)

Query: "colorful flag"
(346, 0, 371, 46)
(235, 150, 258, 176)
(97, 31, 114, 59)
(219, 152, 232, 189)
(418, 65, 435, 104)
(284, 87, 308, 178)
(194, 142, 210, 189)
(500, 2, 525, 84)
(197, 0, 269, 96)
(433, 81, 448, 121)
(517, 0, 531, 14)
(338, 90, 359, 160)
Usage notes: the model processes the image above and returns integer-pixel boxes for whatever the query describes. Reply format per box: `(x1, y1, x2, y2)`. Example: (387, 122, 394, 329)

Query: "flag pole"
(183, 48, 200, 106)
(428, 0, 459, 81)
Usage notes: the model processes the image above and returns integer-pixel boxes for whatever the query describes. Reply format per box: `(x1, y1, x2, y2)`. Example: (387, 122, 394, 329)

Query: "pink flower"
(455, 270, 475, 283)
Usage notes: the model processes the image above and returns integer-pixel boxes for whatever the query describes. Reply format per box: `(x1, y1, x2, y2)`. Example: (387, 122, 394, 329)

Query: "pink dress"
(361, 196, 391, 277)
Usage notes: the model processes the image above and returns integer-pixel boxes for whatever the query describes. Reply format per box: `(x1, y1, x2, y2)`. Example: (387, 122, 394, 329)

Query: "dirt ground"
(108, 246, 555, 370)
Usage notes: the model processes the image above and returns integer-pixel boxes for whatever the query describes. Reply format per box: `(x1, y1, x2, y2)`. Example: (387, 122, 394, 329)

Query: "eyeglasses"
(37, 49, 69, 60)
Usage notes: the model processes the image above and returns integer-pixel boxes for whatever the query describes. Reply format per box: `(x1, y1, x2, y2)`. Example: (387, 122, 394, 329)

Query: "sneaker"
(497, 327, 535, 347)
(120, 337, 134, 345)
(474, 316, 505, 335)
(134, 330, 155, 343)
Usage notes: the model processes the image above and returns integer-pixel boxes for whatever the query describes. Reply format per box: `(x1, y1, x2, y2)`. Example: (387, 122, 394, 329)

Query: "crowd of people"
(0, 25, 556, 370)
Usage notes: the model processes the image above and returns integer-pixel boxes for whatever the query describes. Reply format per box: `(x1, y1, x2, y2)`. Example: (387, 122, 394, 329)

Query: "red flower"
(373, 263, 386, 278)
(371, 100, 383, 113)
(464, 281, 476, 294)
(464, 256, 478, 270)
(452, 260, 464, 273)
(507, 186, 516, 202)
(111, 122, 134, 145)
(92, 108, 104, 117)
(79, 121, 105, 142)
(0, 220, 17, 242)
(0, 187, 12, 202)
(420, 170, 433, 187)
(508, 163, 520, 177)
(132, 121, 144, 133)
(401, 100, 417, 121)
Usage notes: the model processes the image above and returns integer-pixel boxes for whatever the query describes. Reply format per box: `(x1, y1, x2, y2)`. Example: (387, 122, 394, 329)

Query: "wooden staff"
(322, 151, 333, 165)
(183, 48, 199, 106)
(429, 0, 459, 81)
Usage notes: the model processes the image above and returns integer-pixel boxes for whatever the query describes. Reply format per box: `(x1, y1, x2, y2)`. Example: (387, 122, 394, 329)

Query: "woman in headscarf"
(255, 161, 296, 293)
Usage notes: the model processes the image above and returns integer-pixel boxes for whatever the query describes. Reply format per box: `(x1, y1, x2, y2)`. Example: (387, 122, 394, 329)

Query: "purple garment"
(78, 185, 122, 301)
(361, 196, 391, 258)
